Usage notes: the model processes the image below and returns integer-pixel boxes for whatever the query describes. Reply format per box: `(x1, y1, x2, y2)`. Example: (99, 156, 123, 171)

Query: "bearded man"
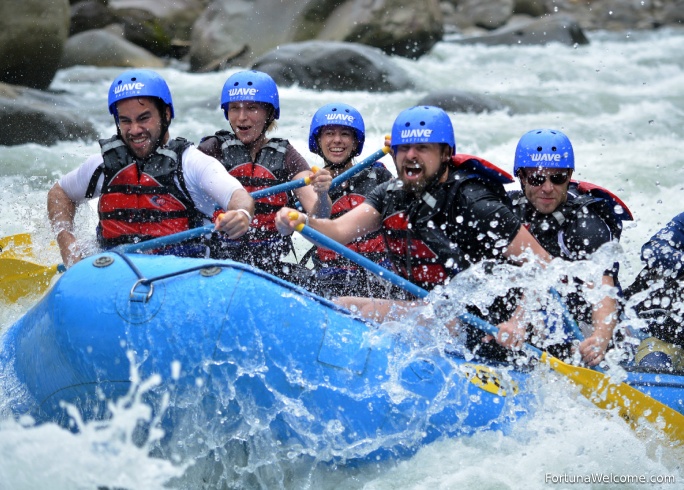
(275, 106, 550, 336)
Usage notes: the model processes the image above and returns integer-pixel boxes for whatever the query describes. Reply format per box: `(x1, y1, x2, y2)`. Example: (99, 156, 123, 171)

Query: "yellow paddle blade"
(0, 257, 60, 302)
(541, 352, 684, 446)
(0, 233, 34, 259)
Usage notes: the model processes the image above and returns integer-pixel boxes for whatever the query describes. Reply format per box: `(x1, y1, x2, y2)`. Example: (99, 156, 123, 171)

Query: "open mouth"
(326, 146, 349, 159)
(403, 162, 424, 179)
(128, 134, 150, 153)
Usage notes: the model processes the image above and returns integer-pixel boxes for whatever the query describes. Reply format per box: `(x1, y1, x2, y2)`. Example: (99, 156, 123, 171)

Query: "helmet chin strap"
(425, 158, 450, 190)
(242, 107, 275, 153)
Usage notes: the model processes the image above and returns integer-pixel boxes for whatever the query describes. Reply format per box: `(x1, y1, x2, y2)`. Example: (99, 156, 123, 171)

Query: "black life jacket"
(381, 155, 513, 291)
(511, 181, 632, 325)
(314, 164, 392, 271)
(509, 181, 631, 259)
(86, 136, 203, 249)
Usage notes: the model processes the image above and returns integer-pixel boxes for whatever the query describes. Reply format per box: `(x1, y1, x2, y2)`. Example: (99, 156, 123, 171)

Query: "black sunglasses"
(525, 172, 570, 187)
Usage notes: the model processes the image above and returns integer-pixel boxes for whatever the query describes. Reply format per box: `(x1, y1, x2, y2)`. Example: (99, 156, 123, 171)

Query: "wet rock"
(0, 0, 70, 90)
(454, 0, 515, 30)
(513, 0, 548, 18)
(189, 0, 443, 72)
(59, 28, 165, 69)
(454, 14, 589, 46)
(70, 1, 118, 36)
(306, 0, 444, 59)
(0, 83, 98, 146)
(417, 90, 510, 114)
(251, 41, 414, 92)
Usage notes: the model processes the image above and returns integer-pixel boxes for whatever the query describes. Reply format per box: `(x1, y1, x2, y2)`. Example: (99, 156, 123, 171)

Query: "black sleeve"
(364, 180, 393, 212)
(454, 179, 522, 261)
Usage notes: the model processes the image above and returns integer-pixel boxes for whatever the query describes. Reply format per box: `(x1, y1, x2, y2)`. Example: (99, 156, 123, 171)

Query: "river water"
(1, 28, 684, 489)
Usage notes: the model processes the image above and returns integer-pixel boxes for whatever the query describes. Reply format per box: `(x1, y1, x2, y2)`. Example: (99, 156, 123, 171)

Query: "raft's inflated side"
(0, 252, 538, 463)
(625, 370, 684, 416)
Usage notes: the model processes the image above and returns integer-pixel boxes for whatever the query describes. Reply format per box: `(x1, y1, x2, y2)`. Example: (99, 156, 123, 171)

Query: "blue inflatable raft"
(0, 252, 682, 465)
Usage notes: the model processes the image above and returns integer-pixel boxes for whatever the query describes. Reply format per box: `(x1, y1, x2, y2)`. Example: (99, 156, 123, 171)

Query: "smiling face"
(317, 125, 357, 168)
(393, 143, 451, 194)
(520, 167, 573, 214)
(227, 101, 271, 146)
(116, 97, 169, 159)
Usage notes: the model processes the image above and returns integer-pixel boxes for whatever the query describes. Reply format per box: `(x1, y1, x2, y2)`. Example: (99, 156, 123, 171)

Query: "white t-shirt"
(59, 145, 243, 219)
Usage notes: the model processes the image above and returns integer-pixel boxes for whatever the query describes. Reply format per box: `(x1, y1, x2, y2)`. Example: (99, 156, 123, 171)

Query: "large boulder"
(251, 41, 414, 92)
(0, 0, 70, 90)
(452, 0, 515, 30)
(454, 14, 589, 47)
(542, 0, 660, 30)
(59, 28, 165, 69)
(71, 1, 207, 58)
(189, 0, 444, 72)
(109, 0, 208, 58)
(0, 83, 98, 146)
(306, 0, 444, 59)
(660, 0, 684, 24)
(416, 90, 510, 114)
(70, 1, 118, 36)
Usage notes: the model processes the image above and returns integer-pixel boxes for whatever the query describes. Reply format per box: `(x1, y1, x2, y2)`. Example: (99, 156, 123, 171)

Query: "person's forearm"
(310, 193, 332, 219)
(591, 295, 617, 340)
(226, 189, 254, 217)
(47, 183, 79, 266)
(504, 226, 552, 265)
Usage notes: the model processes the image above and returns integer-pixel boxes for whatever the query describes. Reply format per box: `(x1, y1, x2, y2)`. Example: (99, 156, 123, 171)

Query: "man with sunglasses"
(506, 129, 624, 366)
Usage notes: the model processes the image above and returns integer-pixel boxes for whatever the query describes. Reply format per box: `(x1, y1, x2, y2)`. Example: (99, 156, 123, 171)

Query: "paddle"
(289, 214, 684, 445)
(250, 145, 391, 199)
(329, 146, 391, 190)
(549, 287, 585, 341)
(0, 234, 66, 302)
(0, 146, 392, 299)
(250, 166, 320, 200)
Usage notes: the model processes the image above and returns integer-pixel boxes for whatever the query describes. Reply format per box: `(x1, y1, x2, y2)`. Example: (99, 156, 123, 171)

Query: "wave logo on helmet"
(114, 82, 145, 95)
(325, 113, 354, 123)
(529, 152, 570, 163)
(401, 128, 433, 139)
(228, 87, 258, 97)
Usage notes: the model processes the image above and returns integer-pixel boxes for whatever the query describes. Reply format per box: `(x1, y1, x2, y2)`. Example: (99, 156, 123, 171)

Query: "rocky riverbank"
(1, 0, 682, 146)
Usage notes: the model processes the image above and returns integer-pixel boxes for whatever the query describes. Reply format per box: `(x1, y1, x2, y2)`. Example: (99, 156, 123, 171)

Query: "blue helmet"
(513, 129, 575, 175)
(220, 70, 280, 119)
(390, 106, 455, 155)
(108, 69, 174, 120)
(308, 103, 365, 156)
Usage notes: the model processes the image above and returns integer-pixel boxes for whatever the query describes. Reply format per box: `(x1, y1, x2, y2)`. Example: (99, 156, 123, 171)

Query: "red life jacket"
(315, 164, 392, 270)
(86, 136, 202, 248)
(211, 131, 293, 247)
(381, 155, 512, 290)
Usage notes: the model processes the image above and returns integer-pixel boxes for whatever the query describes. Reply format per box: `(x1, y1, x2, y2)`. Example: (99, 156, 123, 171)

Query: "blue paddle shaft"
(330, 147, 390, 190)
(118, 225, 215, 253)
(250, 177, 309, 200)
(250, 147, 389, 199)
(549, 287, 585, 341)
(295, 223, 427, 299)
(294, 222, 544, 358)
